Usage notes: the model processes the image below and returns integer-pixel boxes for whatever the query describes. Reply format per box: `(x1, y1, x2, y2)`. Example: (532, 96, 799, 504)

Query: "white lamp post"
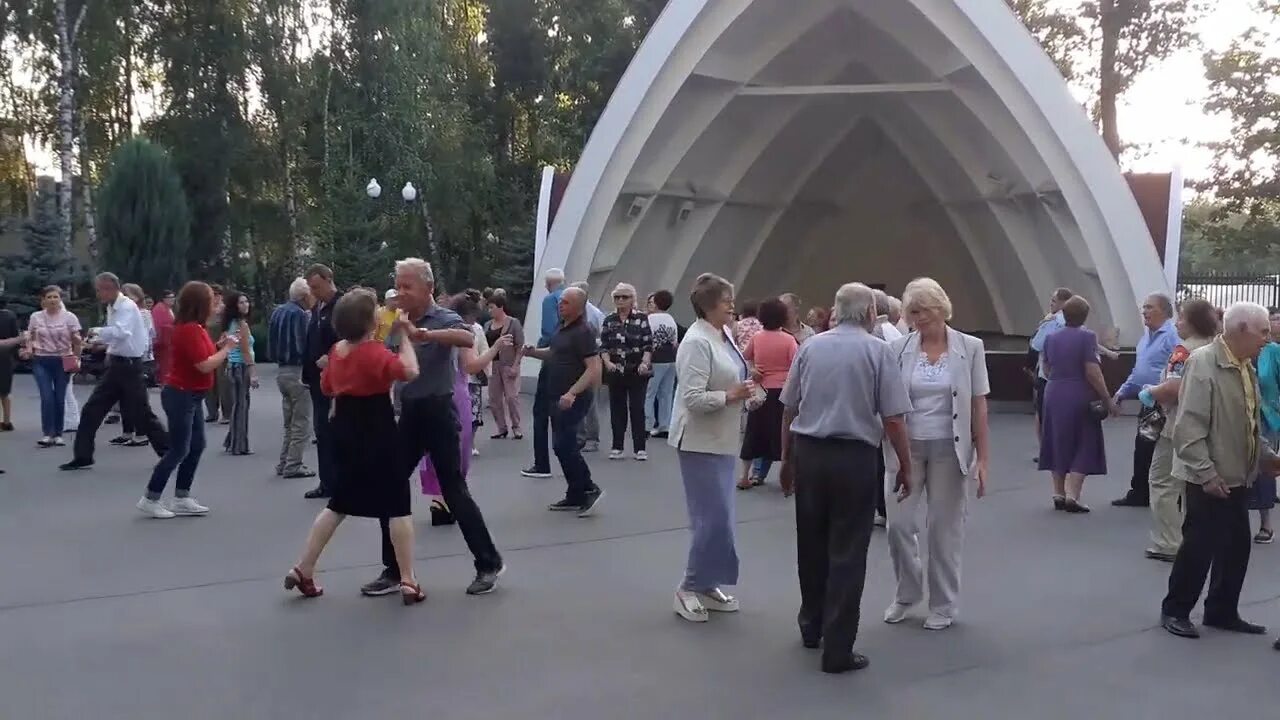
(366, 178, 382, 199)
(401, 182, 417, 203)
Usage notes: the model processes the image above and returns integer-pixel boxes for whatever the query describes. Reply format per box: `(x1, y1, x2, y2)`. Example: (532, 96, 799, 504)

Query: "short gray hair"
(96, 272, 120, 288)
(872, 288, 890, 316)
(395, 257, 434, 285)
(288, 277, 310, 302)
(1148, 292, 1174, 319)
(1223, 302, 1269, 336)
(570, 280, 589, 292)
(545, 268, 565, 285)
(833, 283, 876, 327)
(121, 283, 144, 302)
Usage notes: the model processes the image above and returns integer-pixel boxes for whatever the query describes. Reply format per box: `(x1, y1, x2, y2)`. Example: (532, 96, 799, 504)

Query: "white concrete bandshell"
(525, 0, 1168, 345)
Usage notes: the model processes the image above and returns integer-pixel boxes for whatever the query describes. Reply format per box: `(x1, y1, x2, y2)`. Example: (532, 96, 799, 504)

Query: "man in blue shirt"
(571, 281, 605, 452)
(523, 268, 567, 477)
(1111, 293, 1178, 508)
(1029, 288, 1074, 461)
(268, 278, 315, 479)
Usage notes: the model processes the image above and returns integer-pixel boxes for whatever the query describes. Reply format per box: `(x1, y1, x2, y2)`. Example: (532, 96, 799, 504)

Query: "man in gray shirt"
(779, 282, 913, 675)
(366, 258, 506, 598)
(571, 280, 604, 452)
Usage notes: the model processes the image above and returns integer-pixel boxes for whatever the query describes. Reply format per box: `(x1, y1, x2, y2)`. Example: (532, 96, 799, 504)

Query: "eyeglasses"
(613, 294, 632, 300)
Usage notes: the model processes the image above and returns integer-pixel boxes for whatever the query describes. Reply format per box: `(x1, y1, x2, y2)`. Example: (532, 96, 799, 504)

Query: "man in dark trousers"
(1112, 293, 1179, 508)
(361, 257, 505, 597)
(302, 264, 341, 499)
(61, 273, 170, 471)
(521, 268, 567, 478)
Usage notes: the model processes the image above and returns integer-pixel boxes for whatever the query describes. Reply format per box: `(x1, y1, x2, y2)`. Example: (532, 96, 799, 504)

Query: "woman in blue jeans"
(20, 286, 83, 447)
(137, 282, 235, 519)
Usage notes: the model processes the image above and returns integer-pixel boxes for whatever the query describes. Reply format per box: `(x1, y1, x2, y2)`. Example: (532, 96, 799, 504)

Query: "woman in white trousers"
(882, 278, 991, 630)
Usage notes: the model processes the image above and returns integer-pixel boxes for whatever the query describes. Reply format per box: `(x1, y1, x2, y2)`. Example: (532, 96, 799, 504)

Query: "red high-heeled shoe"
(400, 579, 426, 605)
(284, 567, 323, 598)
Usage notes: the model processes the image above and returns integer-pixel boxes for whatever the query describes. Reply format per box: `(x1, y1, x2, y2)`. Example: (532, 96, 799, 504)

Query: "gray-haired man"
(269, 278, 315, 479)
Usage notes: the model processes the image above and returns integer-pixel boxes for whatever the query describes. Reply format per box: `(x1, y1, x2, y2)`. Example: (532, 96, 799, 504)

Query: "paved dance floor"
(2, 369, 1279, 719)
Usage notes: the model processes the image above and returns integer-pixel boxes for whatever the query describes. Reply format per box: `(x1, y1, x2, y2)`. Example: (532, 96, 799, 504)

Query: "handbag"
(1088, 399, 1109, 421)
(61, 354, 81, 373)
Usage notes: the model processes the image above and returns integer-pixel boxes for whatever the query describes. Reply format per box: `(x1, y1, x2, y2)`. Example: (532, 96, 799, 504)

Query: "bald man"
(524, 287, 605, 515)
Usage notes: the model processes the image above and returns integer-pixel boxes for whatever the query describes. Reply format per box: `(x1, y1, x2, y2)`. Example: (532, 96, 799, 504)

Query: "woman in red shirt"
(737, 297, 798, 489)
(285, 289, 424, 604)
(138, 282, 236, 519)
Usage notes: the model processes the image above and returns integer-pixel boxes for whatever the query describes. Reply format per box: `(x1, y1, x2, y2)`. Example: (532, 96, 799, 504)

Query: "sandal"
(283, 567, 323, 598)
(400, 579, 426, 605)
(490, 431, 509, 440)
(1254, 528, 1274, 545)
(1063, 499, 1091, 514)
(736, 479, 754, 491)
(513, 432, 524, 440)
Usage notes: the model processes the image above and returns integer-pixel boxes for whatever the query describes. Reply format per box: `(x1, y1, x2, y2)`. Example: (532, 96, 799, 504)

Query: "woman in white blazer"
(882, 278, 991, 631)
(669, 273, 757, 623)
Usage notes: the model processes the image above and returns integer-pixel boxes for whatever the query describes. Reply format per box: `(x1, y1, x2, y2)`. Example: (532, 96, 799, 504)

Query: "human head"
(570, 280, 590, 295)
(779, 293, 802, 327)
(690, 273, 735, 327)
(304, 263, 337, 304)
(560, 286, 587, 324)
(1061, 295, 1090, 327)
(871, 288, 890, 318)
(288, 277, 311, 308)
(1222, 302, 1271, 361)
(489, 294, 509, 319)
(832, 283, 876, 330)
(903, 277, 954, 333)
(1050, 287, 1073, 313)
(383, 288, 398, 311)
(144, 296, 154, 310)
(805, 306, 829, 331)
(95, 272, 122, 304)
(887, 296, 903, 324)
(174, 281, 215, 325)
(739, 300, 759, 319)
(758, 297, 789, 331)
(222, 289, 250, 325)
(39, 285, 63, 312)
(1270, 307, 1280, 338)
(394, 257, 435, 317)
(652, 289, 674, 313)
(1142, 293, 1174, 331)
(161, 289, 175, 307)
(450, 292, 480, 323)
(1177, 298, 1217, 340)
(121, 283, 145, 305)
(612, 283, 637, 314)
(545, 267, 565, 292)
(332, 288, 379, 342)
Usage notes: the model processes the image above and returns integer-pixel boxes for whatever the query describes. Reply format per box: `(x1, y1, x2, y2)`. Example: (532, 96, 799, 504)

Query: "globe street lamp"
(366, 178, 382, 199)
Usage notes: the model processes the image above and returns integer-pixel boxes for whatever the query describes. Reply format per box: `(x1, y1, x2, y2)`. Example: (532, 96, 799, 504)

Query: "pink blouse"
(27, 308, 81, 356)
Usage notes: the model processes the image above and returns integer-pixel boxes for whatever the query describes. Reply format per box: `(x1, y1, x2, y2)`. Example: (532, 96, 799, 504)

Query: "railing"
(1177, 272, 1280, 311)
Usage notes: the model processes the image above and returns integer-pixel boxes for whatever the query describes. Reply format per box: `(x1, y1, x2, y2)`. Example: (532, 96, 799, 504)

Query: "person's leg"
(504, 367, 522, 433)
(531, 367, 551, 471)
(629, 375, 648, 453)
(387, 516, 418, 585)
(580, 388, 600, 446)
(63, 384, 79, 432)
(289, 374, 312, 471)
(644, 369, 660, 433)
(309, 385, 335, 494)
(1148, 436, 1183, 554)
(0, 394, 9, 424)
(32, 358, 56, 438)
(205, 372, 220, 421)
(1051, 472, 1066, 500)
(1162, 483, 1218, 619)
(657, 363, 676, 431)
(886, 441, 927, 608)
(1065, 472, 1086, 502)
(489, 368, 509, 433)
(51, 365, 68, 438)
(678, 452, 738, 591)
(821, 442, 878, 664)
(381, 398, 430, 580)
(71, 363, 124, 462)
(875, 447, 887, 520)
(277, 370, 294, 473)
(607, 377, 627, 452)
(552, 398, 592, 502)
(924, 440, 969, 618)
(1119, 423, 1155, 505)
(218, 364, 234, 418)
(793, 437, 829, 645)
(422, 396, 502, 572)
(145, 387, 193, 499)
(296, 509, 345, 576)
(173, 393, 207, 498)
(1204, 487, 1253, 623)
(122, 361, 169, 456)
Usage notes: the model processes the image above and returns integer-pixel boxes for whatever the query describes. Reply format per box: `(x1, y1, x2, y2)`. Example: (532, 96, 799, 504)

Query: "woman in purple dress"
(1038, 296, 1118, 513)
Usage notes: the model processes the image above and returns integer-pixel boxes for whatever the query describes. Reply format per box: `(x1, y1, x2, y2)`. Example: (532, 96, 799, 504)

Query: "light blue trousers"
(678, 450, 739, 592)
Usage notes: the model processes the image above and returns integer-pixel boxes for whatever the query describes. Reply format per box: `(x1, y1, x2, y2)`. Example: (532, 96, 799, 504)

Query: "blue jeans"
(31, 356, 68, 437)
(146, 387, 206, 499)
(551, 394, 597, 503)
(644, 362, 676, 432)
(752, 458, 773, 480)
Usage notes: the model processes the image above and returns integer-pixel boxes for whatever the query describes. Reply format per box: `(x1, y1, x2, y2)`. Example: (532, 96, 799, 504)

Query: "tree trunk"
(78, 111, 98, 263)
(1098, 0, 1122, 160)
(54, 0, 80, 257)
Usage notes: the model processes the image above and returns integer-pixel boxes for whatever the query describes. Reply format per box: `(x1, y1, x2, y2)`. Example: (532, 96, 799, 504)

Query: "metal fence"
(1177, 272, 1280, 310)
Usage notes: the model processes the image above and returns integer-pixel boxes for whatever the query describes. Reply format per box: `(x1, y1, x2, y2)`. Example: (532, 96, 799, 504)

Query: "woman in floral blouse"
(600, 283, 653, 460)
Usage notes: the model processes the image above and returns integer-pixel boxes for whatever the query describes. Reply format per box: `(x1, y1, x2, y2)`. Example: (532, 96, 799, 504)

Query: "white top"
(139, 308, 155, 362)
(879, 320, 904, 343)
(470, 322, 490, 379)
(97, 293, 151, 359)
(647, 311, 679, 363)
(908, 352, 953, 440)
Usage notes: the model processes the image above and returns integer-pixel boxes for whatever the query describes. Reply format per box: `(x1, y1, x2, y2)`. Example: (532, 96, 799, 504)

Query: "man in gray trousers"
(268, 278, 315, 479)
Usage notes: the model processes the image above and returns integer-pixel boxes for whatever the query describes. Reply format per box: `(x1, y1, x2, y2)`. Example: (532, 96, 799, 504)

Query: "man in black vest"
(302, 264, 342, 499)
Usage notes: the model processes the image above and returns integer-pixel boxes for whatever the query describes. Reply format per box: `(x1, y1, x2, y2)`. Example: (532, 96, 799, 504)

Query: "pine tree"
(96, 138, 191, 295)
(0, 187, 84, 309)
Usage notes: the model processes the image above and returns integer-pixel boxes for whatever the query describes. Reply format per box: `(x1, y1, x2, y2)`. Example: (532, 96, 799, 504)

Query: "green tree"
(0, 186, 85, 311)
(96, 137, 191, 294)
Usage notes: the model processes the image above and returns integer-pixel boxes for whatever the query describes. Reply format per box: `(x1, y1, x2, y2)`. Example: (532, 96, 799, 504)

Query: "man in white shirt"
(872, 289, 903, 343)
(61, 273, 169, 470)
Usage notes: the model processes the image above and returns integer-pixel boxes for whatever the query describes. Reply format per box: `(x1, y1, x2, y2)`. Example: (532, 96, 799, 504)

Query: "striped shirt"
(269, 301, 309, 367)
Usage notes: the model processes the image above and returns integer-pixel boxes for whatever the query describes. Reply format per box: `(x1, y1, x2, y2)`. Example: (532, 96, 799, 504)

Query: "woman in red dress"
(285, 289, 425, 604)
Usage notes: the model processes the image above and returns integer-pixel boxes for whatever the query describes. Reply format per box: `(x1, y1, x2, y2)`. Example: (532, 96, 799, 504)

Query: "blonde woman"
(883, 278, 991, 630)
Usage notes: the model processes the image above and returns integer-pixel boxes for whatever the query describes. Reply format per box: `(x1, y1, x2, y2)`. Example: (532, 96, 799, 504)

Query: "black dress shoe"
(59, 459, 94, 471)
(1273, 637, 1280, 651)
(303, 487, 330, 499)
(1111, 495, 1149, 507)
(1144, 549, 1176, 562)
(801, 636, 820, 650)
(1203, 617, 1267, 635)
(1162, 615, 1200, 638)
(821, 652, 870, 674)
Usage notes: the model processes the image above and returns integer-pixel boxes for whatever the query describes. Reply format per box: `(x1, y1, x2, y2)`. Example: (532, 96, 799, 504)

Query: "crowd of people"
(2, 259, 1280, 670)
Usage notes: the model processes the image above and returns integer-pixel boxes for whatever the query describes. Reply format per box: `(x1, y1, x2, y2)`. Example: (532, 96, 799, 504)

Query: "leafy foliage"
(0, 183, 86, 312)
(96, 137, 190, 295)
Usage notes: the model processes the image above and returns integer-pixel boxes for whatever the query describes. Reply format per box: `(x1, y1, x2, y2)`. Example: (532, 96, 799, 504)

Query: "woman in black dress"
(284, 290, 425, 604)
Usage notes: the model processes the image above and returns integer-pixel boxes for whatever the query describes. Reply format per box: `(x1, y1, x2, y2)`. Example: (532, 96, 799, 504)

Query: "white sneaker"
(471, 447, 480, 456)
(52, 437, 66, 446)
(883, 601, 913, 624)
(169, 497, 210, 516)
(673, 590, 708, 622)
(136, 497, 176, 519)
(608, 449, 624, 460)
(697, 588, 739, 613)
(924, 613, 954, 630)
(874, 514, 887, 528)
(634, 450, 648, 461)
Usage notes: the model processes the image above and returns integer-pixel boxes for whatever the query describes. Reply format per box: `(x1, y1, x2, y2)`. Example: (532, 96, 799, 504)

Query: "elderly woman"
(1039, 296, 1117, 512)
(1139, 298, 1219, 560)
(670, 273, 757, 622)
(600, 282, 653, 460)
(882, 278, 990, 631)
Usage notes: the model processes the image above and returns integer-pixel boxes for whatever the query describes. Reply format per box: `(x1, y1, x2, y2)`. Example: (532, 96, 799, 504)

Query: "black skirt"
(327, 393, 410, 519)
(739, 388, 784, 461)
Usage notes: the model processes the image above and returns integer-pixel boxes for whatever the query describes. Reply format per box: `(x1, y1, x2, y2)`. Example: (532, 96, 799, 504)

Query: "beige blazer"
(884, 327, 989, 477)
(669, 319, 748, 456)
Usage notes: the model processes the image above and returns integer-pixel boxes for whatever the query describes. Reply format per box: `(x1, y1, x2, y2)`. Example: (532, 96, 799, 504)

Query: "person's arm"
(638, 316, 653, 373)
(1115, 333, 1158, 400)
(569, 356, 601, 398)
(412, 327, 475, 347)
(677, 338, 744, 414)
(292, 309, 307, 362)
(237, 322, 258, 386)
(511, 319, 525, 365)
(95, 302, 135, 344)
(1084, 362, 1111, 403)
(883, 414, 912, 498)
(1171, 354, 1217, 485)
(599, 317, 618, 372)
(970, 338, 991, 497)
(397, 335, 421, 382)
(462, 335, 511, 374)
(540, 294, 558, 346)
(195, 330, 235, 374)
(524, 345, 551, 361)
(0, 333, 25, 348)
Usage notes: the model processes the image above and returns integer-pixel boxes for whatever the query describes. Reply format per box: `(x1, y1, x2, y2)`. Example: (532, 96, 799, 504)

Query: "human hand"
(894, 469, 911, 502)
(1108, 398, 1121, 418)
(780, 461, 795, 497)
(250, 375, 260, 390)
(393, 311, 415, 337)
(316, 354, 329, 370)
(638, 362, 651, 376)
(494, 334, 514, 349)
(18, 347, 31, 360)
(750, 367, 764, 384)
(1203, 476, 1230, 499)
(725, 382, 752, 402)
(558, 391, 577, 410)
(975, 462, 988, 498)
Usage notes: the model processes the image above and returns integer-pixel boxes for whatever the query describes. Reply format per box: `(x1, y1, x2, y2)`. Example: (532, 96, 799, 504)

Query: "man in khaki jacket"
(1161, 302, 1280, 639)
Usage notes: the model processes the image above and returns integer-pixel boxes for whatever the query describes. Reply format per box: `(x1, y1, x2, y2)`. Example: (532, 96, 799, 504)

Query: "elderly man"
(779, 282, 912, 674)
(522, 268, 567, 478)
(871, 288, 903, 342)
(269, 278, 315, 479)
(302, 265, 342, 499)
(365, 258, 505, 597)
(1112, 293, 1180, 508)
(571, 280, 605, 453)
(524, 286, 605, 516)
(61, 273, 170, 471)
(780, 293, 815, 345)
(1160, 302, 1280, 640)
